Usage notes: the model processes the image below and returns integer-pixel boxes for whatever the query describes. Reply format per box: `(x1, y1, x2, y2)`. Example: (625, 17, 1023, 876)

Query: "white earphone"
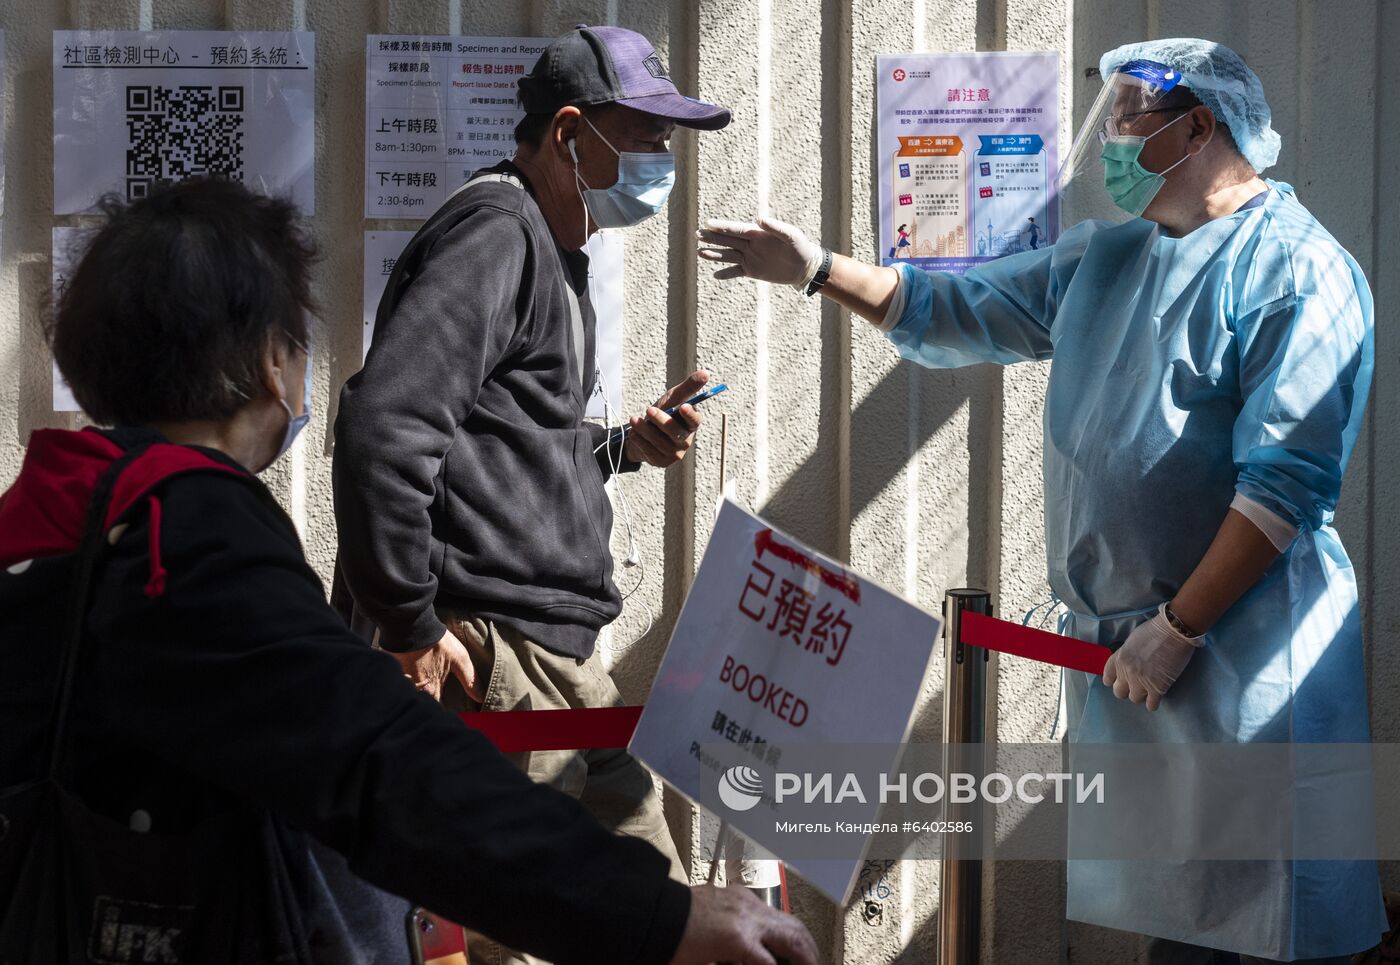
(594, 364, 639, 569)
(569, 138, 594, 252)
(592, 363, 654, 648)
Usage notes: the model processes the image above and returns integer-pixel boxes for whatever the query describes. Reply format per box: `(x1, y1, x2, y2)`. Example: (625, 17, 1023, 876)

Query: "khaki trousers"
(441, 615, 685, 965)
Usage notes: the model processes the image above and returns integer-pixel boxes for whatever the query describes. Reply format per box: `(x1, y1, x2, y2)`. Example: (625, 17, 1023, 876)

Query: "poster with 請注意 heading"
(53, 32, 315, 215)
(876, 52, 1058, 275)
(365, 36, 549, 218)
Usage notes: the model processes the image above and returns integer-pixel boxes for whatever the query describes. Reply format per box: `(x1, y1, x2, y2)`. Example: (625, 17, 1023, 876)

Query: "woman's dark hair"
(47, 178, 317, 426)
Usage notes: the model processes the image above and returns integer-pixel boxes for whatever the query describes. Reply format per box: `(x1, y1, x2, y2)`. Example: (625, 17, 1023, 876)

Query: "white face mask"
(569, 115, 676, 230)
(270, 339, 312, 466)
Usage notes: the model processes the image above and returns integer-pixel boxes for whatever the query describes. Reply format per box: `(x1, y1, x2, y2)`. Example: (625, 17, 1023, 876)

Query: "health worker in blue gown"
(697, 37, 1386, 965)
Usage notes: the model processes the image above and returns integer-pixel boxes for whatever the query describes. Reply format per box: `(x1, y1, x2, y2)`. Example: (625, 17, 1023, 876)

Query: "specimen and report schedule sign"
(364, 35, 547, 218)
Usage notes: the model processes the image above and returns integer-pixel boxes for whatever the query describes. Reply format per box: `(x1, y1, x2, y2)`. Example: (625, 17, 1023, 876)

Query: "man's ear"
(552, 106, 583, 159)
(1188, 105, 1216, 151)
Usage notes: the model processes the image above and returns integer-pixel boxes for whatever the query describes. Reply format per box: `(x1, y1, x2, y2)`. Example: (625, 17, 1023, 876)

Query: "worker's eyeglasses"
(1098, 106, 1189, 144)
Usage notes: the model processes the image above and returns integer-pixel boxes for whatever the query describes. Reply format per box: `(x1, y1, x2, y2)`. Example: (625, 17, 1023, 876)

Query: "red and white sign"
(630, 499, 941, 902)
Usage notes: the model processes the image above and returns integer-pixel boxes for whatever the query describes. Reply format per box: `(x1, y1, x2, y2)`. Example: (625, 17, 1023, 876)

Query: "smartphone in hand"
(607, 383, 729, 448)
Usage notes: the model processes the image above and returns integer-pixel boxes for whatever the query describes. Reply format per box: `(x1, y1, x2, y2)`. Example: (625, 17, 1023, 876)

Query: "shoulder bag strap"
(45, 444, 151, 780)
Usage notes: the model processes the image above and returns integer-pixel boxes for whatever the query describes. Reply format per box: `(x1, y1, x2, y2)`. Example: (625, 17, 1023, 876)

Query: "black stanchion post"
(940, 588, 992, 965)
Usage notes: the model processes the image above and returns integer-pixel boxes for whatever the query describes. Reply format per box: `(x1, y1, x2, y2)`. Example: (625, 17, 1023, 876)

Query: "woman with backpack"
(0, 178, 816, 965)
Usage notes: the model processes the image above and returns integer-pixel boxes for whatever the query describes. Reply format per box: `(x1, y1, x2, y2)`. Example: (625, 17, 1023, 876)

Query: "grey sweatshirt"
(333, 162, 634, 658)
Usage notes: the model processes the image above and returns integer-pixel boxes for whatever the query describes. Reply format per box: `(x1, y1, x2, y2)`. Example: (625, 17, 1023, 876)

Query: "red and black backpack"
(0, 428, 315, 964)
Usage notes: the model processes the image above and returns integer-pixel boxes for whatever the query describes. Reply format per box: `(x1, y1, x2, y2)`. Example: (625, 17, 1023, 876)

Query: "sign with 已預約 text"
(630, 498, 941, 903)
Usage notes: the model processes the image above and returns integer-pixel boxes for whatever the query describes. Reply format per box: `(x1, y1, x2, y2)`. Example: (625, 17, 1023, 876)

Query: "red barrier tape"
(457, 705, 642, 753)
(415, 909, 467, 959)
(453, 616, 1105, 755)
(959, 610, 1108, 675)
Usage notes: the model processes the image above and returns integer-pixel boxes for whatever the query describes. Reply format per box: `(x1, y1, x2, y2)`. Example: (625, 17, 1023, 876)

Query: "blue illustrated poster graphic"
(875, 51, 1059, 275)
(973, 134, 1049, 257)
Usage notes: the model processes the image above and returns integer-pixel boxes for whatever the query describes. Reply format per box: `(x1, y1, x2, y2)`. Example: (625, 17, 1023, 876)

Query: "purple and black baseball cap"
(519, 25, 731, 130)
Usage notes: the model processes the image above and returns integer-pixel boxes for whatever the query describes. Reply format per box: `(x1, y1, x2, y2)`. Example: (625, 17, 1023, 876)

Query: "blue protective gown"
(887, 182, 1385, 959)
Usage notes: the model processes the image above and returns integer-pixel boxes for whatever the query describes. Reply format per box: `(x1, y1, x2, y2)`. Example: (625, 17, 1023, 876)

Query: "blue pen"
(608, 383, 729, 448)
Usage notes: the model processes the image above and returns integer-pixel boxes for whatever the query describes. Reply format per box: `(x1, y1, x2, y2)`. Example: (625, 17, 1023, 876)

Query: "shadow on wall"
(607, 349, 998, 691)
(19, 260, 81, 439)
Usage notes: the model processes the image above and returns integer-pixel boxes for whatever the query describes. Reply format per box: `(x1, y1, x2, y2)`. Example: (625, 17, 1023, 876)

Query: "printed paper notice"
(876, 52, 1058, 274)
(365, 36, 548, 218)
(54, 31, 315, 215)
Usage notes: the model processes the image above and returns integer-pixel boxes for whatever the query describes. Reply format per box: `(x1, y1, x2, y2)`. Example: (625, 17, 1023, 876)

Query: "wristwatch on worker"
(1162, 602, 1201, 639)
(805, 248, 832, 296)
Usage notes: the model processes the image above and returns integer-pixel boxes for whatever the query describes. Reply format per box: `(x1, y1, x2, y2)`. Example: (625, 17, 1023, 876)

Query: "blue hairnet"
(1099, 38, 1281, 172)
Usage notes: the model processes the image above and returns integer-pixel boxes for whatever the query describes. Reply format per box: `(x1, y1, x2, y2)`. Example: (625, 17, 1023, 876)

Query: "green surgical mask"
(1101, 111, 1192, 217)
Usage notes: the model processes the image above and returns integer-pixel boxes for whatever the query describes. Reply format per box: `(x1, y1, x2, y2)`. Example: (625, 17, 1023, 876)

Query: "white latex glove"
(697, 217, 824, 290)
(1101, 604, 1203, 711)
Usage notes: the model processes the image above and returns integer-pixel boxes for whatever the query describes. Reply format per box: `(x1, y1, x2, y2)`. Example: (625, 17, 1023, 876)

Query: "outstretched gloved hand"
(697, 217, 823, 290)
(1101, 604, 1204, 711)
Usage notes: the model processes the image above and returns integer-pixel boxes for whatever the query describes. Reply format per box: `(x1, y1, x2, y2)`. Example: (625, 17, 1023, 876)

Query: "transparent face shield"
(1058, 60, 1185, 224)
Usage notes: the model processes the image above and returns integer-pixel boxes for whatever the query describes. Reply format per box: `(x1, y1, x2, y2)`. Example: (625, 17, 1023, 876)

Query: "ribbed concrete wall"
(1, 1, 1394, 962)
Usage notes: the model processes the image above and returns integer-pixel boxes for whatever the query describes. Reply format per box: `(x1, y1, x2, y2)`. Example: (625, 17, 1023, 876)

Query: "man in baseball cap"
(335, 27, 785, 965)
(519, 23, 731, 130)
(510, 24, 729, 238)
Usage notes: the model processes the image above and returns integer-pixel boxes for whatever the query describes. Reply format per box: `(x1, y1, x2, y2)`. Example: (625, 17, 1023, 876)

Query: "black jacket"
(334, 163, 634, 658)
(0, 427, 687, 964)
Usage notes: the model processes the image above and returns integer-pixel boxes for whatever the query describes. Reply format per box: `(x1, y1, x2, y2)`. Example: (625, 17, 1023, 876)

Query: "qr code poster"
(53, 31, 315, 215)
(365, 36, 548, 218)
(361, 229, 624, 419)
